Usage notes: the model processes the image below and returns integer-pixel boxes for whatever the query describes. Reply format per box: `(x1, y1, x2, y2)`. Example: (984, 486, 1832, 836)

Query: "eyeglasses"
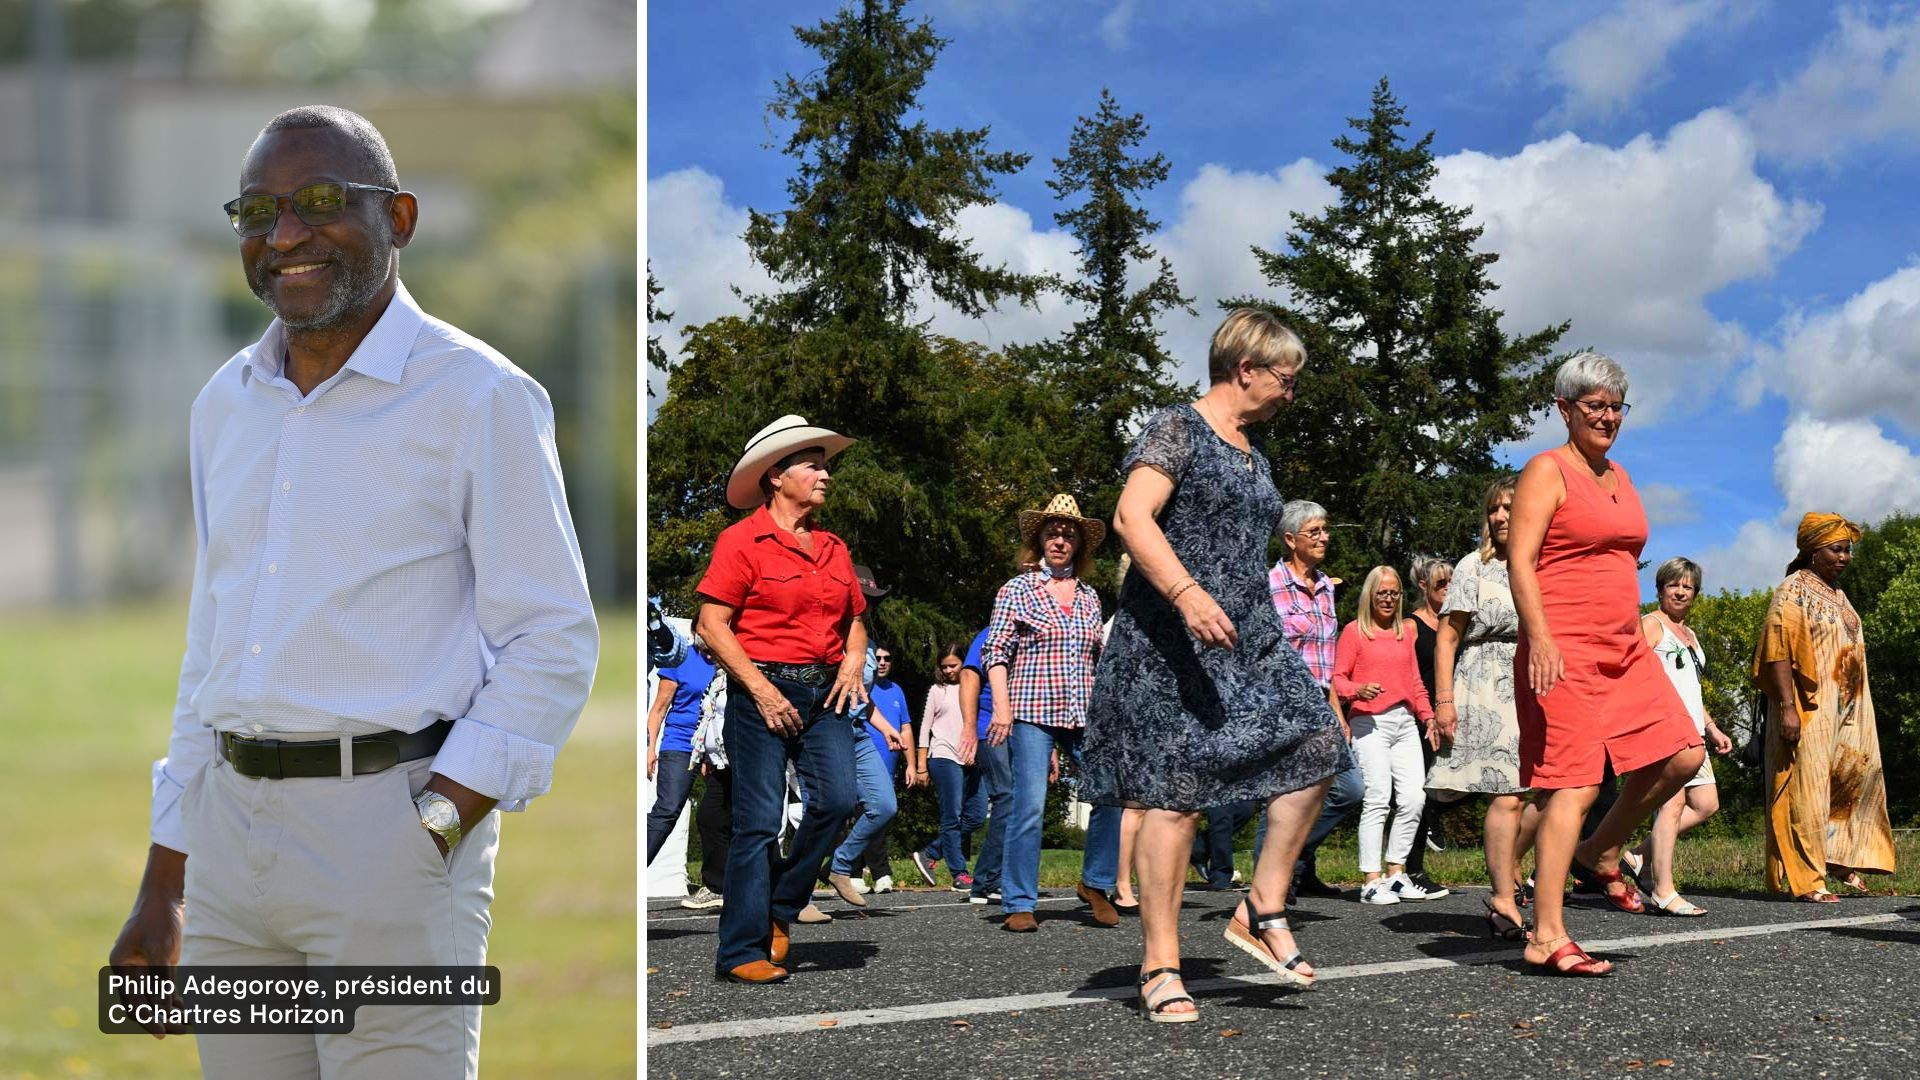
(223, 182, 397, 238)
(1254, 367, 1298, 392)
(1292, 527, 1329, 540)
(1375, 590, 1402, 600)
(1566, 397, 1631, 419)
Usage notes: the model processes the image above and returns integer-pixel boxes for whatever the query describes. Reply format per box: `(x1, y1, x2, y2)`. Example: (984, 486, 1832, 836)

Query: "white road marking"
(647, 911, 1911, 1046)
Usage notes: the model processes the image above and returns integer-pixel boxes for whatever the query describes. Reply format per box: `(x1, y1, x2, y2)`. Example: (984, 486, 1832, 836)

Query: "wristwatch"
(415, 790, 463, 851)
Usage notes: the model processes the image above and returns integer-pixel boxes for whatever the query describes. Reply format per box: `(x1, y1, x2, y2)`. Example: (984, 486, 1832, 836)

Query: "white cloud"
(1098, 0, 1134, 50)
(1544, 0, 1747, 125)
(1432, 108, 1821, 424)
(644, 167, 772, 402)
(1773, 413, 1920, 523)
(1693, 517, 1798, 593)
(1750, 263, 1920, 434)
(1640, 481, 1701, 525)
(1743, 7, 1920, 164)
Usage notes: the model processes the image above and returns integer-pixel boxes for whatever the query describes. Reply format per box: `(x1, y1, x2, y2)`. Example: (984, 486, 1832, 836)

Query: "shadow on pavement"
(643, 927, 712, 943)
(785, 941, 880, 974)
(1380, 909, 1488, 939)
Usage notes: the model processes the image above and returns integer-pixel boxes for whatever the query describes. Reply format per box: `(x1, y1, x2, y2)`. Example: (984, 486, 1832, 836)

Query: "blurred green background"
(0, 1, 637, 1076)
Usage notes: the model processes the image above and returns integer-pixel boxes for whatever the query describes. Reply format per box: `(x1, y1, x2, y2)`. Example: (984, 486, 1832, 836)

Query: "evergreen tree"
(743, 0, 1043, 335)
(646, 263, 670, 396)
(647, 0, 1062, 675)
(1233, 78, 1567, 591)
(1030, 88, 1194, 524)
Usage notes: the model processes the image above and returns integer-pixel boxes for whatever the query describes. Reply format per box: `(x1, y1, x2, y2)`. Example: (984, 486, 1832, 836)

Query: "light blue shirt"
(150, 282, 599, 853)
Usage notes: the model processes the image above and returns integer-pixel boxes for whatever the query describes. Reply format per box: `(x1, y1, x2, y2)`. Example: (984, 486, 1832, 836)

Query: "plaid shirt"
(1270, 560, 1338, 688)
(982, 572, 1103, 728)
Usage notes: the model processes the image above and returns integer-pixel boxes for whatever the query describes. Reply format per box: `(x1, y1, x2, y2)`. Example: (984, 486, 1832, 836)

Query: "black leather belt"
(753, 661, 836, 687)
(218, 719, 453, 780)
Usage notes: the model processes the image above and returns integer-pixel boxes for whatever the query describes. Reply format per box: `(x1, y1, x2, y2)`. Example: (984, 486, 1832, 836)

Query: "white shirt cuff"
(430, 718, 557, 812)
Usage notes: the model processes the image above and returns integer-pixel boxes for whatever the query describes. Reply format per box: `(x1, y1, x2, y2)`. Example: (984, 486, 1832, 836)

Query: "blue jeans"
(716, 677, 858, 973)
(1003, 722, 1120, 914)
(921, 757, 987, 874)
(1191, 799, 1258, 889)
(969, 739, 1011, 897)
(1253, 752, 1364, 876)
(831, 729, 898, 875)
(645, 749, 697, 865)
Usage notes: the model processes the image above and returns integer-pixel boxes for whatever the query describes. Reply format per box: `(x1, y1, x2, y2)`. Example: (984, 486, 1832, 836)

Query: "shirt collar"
(1275, 561, 1331, 594)
(746, 504, 833, 555)
(240, 280, 426, 388)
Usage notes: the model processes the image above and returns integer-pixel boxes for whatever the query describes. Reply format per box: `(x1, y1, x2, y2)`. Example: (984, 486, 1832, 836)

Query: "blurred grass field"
(0, 604, 636, 1080)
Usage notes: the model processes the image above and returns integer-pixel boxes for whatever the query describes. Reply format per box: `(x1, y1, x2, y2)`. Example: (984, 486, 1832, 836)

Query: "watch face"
(421, 795, 457, 830)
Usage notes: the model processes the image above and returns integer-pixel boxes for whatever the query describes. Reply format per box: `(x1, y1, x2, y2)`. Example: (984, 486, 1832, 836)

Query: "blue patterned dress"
(1081, 405, 1352, 811)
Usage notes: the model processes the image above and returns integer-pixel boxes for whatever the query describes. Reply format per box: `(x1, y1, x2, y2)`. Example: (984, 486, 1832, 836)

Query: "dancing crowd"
(648, 310, 1897, 1011)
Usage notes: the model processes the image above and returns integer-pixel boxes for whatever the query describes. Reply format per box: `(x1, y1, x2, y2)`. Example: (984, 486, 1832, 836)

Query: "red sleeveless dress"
(1515, 452, 1699, 788)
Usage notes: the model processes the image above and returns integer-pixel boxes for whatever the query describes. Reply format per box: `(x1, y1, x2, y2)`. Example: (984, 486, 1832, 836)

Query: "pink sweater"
(1332, 620, 1434, 722)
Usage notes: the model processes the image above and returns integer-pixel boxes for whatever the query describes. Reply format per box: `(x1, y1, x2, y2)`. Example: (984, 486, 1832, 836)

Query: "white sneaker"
(872, 874, 894, 894)
(850, 876, 872, 895)
(680, 886, 723, 910)
(1361, 879, 1401, 905)
(1387, 872, 1439, 902)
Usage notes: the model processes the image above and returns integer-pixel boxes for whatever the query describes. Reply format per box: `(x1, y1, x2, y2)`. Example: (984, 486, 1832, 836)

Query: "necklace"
(1197, 399, 1254, 472)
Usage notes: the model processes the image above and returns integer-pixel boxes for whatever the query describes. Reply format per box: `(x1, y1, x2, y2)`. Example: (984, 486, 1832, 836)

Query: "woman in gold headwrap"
(1753, 513, 1896, 901)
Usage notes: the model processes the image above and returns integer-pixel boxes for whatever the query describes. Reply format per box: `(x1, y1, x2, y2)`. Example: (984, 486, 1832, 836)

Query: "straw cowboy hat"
(1017, 493, 1106, 552)
(726, 415, 855, 510)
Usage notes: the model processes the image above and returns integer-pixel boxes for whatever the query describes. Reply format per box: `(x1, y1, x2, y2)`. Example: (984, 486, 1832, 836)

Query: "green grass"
(688, 831, 1920, 898)
(0, 604, 636, 1080)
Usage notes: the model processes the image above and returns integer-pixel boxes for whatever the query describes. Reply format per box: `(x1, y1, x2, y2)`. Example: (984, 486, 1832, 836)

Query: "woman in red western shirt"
(695, 415, 870, 986)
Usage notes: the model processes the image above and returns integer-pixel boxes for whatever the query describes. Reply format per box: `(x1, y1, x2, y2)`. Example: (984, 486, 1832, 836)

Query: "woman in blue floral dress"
(1082, 309, 1351, 1022)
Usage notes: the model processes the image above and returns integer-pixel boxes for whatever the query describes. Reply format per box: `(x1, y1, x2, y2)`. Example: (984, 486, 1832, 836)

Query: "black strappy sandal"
(1136, 967, 1199, 1023)
(1224, 898, 1316, 988)
(1482, 897, 1530, 941)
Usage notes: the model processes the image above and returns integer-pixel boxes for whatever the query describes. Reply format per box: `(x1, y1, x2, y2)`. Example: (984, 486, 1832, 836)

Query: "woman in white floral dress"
(1427, 476, 1536, 939)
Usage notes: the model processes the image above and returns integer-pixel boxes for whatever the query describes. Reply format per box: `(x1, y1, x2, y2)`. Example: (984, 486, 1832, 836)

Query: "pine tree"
(1031, 88, 1194, 523)
(646, 264, 670, 396)
(1234, 78, 1566, 591)
(743, 0, 1043, 335)
(648, 0, 1064, 674)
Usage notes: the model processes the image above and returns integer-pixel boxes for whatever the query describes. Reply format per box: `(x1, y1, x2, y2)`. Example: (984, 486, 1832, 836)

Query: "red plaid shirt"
(1270, 560, 1338, 688)
(982, 572, 1103, 728)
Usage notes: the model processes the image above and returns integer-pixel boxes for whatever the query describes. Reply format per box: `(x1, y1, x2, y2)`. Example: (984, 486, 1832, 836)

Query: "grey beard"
(249, 243, 395, 331)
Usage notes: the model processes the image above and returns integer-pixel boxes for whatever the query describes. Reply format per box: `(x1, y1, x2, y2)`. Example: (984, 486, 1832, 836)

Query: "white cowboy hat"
(1017, 492, 1106, 553)
(726, 414, 855, 510)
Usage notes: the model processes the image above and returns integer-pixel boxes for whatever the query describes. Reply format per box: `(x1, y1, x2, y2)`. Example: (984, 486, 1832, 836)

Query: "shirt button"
(252, 723, 264, 733)
(250, 643, 262, 654)
(282, 481, 291, 492)
(267, 563, 278, 574)
(296, 406, 307, 414)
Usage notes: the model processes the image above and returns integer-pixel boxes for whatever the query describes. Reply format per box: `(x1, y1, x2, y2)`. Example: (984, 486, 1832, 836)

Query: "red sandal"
(1527, 936, 1613, 977)
(1571, 858, 1644, 914)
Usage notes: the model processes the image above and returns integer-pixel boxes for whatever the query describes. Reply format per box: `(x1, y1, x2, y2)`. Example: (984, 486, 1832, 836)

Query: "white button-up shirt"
(150, 281, 599, 853)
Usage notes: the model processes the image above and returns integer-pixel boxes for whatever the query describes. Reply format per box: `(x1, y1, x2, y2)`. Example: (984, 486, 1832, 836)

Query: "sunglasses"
(1672, 644, 1703, 671)
(223, 182, 397, 238)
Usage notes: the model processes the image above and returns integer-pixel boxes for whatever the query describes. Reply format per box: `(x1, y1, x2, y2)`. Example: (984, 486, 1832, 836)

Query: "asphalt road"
(644, 884, 1920, 1079)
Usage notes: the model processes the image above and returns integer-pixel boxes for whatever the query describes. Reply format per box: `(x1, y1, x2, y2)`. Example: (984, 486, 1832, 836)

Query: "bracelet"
(1434, 697, 1453, 705)
(1167, 578, 1199, 603)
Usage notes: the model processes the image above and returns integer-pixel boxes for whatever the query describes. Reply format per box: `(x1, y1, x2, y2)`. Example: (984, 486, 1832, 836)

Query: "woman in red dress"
(1508, 352, 1705, 977)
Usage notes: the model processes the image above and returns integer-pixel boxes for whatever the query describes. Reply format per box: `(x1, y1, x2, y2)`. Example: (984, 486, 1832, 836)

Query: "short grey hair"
(1553, 350, 1629, 403)
(1655, 556, 1703, 593)
(1280, 499, 1328, 538)
(255, 105, 401, 190)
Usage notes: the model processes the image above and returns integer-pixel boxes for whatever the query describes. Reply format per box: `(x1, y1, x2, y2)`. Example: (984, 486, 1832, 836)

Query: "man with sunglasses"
(107, 106, 598, 1079)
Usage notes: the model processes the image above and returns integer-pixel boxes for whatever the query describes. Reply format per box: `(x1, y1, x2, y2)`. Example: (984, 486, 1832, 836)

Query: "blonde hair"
(1479, 475, 1518, 561)
(1356, 565, 1404, 640)
(1208, 308, 1307, 384)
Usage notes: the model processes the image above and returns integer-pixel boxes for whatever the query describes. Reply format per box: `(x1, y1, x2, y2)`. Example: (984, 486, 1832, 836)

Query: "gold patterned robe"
(1753, 570, 1896, 895)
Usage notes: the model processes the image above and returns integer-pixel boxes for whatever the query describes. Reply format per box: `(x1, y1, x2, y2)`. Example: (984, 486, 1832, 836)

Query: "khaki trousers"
(181, 747, 499, 1079)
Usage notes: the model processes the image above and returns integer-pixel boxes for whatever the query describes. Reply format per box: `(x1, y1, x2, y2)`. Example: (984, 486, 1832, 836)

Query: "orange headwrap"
(1795, 512, 1861, 553)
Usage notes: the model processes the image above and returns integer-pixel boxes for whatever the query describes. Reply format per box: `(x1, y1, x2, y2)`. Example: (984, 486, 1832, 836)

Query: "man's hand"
(108, 845, 189, 1038)
(957, 732, 978, 766)
(646, 746, 658, 780)
(422, 774, 498, 858)
(1049, 748, 1061, 783)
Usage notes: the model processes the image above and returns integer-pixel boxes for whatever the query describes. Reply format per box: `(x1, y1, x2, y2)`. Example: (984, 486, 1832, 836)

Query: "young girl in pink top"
(1333, 566, 1436, 904)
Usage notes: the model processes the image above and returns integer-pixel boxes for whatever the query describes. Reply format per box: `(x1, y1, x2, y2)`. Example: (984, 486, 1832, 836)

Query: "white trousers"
(181, 747, 499, 1079)
(1351, 705, 1426, 873)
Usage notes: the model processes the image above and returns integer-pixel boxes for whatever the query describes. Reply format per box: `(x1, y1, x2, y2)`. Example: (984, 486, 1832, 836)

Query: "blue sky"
(646, 0, 1920, 593)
